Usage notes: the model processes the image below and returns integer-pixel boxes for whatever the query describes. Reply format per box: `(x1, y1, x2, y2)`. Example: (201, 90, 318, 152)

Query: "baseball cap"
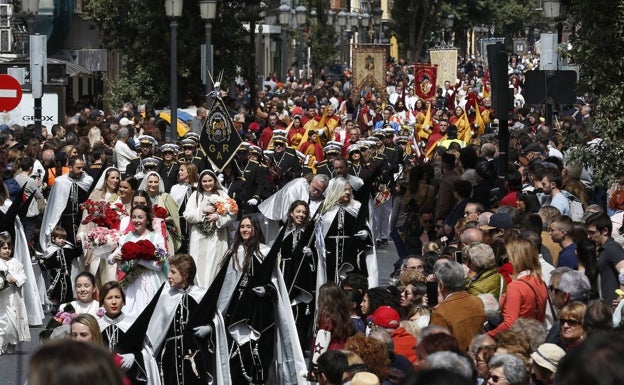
(371, 306, 400, 329)
(480, 213, 513, 231)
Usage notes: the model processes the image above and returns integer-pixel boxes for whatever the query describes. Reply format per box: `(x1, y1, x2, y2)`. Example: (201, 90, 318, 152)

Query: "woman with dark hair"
(143, 254, 221, 385)
(170, 162, 199, 253)
(217, 215, 305, 384)
(59, 271, 99, 316)
(118, 175, 139, 214)
(310, 283, 356, 377)
(138, 171, 181, 253)
(360, 286, 401, 319)
(184, 170, 236, 288)
(77, 166, 122, 285)
(109, 205, 166, 317)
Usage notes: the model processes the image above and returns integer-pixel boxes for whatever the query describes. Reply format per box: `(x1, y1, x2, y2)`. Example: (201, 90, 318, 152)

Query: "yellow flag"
(458, 109, 472, 143)
(296, 104, 329, 151)
(475, 106, 485, 137)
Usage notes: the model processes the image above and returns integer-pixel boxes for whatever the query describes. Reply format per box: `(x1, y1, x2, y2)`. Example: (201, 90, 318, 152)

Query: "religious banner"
(200, 95, 243, 172)
(429, 48, 458, 87)
(352, 45, 390, 103)
(413, 63, 438, 100)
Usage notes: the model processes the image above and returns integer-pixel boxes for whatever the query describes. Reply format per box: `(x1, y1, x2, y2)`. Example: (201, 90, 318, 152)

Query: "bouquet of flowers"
(153, 204, 182, 243)
(196, 195, 239, 237)
(39, 303, 78, 342)
(81, 199, 127, 230)
(84, 227, 121, 257)
(118, 239, 168, 288)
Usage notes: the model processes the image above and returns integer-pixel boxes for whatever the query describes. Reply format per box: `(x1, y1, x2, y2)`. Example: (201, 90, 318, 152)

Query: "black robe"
(99, 313, 147, 385)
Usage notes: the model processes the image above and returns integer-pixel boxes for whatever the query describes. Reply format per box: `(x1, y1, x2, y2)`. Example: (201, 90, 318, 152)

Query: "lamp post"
(542, 0, 560, 128)
(278, 4, 291, 81)
(165, 0, 182, 142)
(200, 0, 217, 108)
(372, 7, 382, 44)
(442, 14, 454, 47)
(295, 5, 307, 78)
(21, 0, 41, 138)
(337, 10, 347, 65)
(359, 12, 370, 44)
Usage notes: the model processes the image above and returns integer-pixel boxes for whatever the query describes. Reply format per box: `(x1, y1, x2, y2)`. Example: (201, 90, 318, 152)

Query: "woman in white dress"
(138, 171, 181, 253)
(77, 167, 122, 285)
(59, 272, 100, 316)
(170, 162, 199, 254)
(0, 233, 29, 354)
(109, 205, 166, 318)
(184, 170, 235, 288)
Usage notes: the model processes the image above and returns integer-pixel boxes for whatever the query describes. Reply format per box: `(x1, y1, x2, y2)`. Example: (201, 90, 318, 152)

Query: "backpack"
(561, 190, 584, 221)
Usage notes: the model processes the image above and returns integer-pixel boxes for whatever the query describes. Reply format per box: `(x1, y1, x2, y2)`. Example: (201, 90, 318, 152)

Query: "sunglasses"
(560, 318, 582, 327)
(489, 374, 506, 383)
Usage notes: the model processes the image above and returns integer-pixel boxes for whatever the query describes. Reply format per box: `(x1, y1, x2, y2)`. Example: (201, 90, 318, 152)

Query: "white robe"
(1, 200, 45, 326)
(110, 231, 166, 318)
(184, 190, 234, 288)
(0, 258, 30, 347)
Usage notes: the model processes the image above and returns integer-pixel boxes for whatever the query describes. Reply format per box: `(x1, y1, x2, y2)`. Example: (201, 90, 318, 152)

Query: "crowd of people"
(1, 52, 624, 385)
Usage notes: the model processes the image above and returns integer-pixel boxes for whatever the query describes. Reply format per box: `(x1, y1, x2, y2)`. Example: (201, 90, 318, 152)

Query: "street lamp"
(372, 7, 383, 44)
(360, 12, 370, 43)
(165, 0, 182, 142)
(21, 0, 39, 34)
(543, 0, 561, 18)
(442, 14, 455, 46)
(21, 0, 40, 137)
(278, 3, 291, 80)
(338, 10, 347, 65)
(200, 0, 217, 108)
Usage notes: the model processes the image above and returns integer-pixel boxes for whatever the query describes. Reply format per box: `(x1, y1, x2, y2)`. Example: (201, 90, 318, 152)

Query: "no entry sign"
(0, 74, 23, 112)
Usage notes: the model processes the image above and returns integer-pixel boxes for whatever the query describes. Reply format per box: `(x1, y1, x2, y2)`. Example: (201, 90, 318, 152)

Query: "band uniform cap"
(138, 135, 156, 146)
(249, 145, 262, 155)
(323, 144, 341, 154)
(347, 144, 361, 154)
(181, 139, 196, 148)
(273, 135, 288, 144)
(184, 132, 201, 143)
(161, 144, 179, 153)
(141, 157, 160, 168)
(273, 129, 288, 137)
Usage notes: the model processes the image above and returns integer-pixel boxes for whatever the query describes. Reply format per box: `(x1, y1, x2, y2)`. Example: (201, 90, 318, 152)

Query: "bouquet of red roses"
(81, 199, 127, 230)
(121, 239, 157, 261)
(118, 240, 168, 288)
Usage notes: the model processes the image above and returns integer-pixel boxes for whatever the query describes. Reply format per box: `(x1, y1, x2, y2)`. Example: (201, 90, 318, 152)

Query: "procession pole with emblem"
(200, 88, 244, 172)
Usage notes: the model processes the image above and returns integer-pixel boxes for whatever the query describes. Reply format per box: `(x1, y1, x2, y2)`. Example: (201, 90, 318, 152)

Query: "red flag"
(413, 63, 438, 100)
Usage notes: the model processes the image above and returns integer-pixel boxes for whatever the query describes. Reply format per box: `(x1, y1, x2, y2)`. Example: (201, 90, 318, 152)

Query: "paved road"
(0, 242, 400, 383)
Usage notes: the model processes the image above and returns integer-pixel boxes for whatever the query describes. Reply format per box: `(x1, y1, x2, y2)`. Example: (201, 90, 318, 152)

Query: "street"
(0, 242, 398, 383)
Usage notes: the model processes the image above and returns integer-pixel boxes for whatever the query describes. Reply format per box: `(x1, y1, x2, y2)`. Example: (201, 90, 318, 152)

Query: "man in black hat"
(125, 135, 159, 179)
(228, 146, 271, 217)
(180, 138, 210, 172)
(267, 135, 301, 189)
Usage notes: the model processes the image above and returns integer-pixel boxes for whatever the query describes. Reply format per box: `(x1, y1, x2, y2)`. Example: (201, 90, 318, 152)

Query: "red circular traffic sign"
(0, 74, 23, 112)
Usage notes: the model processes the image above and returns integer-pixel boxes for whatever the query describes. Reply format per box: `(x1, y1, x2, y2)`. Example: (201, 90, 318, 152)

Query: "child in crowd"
(0, 233, 30, 354)
(40, 227, 77, 312)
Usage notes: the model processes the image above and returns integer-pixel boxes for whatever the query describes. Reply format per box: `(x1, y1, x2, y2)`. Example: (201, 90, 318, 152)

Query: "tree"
(306, 0, 339, 77)
(561, 0, 624, 187)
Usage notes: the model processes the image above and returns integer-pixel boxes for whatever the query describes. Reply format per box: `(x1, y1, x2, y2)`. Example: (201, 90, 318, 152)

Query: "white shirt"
(114, 140, 136, 174)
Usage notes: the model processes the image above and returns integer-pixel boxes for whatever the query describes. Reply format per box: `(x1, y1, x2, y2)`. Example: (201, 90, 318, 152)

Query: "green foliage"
(563, 0, 624, 186)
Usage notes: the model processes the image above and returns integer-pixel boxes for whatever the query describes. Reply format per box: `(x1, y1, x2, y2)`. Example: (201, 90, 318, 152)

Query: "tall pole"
(170, 19, 178, 142)
(205, 20, 212, 108)
(281, 28, 287, 81)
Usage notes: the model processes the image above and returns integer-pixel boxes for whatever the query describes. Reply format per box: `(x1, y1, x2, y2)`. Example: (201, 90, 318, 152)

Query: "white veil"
(93, 167, 120, 192)
(138, 171, 165, 194)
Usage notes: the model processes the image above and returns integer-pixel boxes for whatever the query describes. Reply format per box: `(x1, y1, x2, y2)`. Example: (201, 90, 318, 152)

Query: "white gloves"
(302, 246, 313, 257)
(247, 198, 258, 206)
(119, 353, 135, 370)
(253, 286, 266, 297)
(217, 173, 225, 184)
(354, 230, 368, 239)
(193, 325, 213, 338)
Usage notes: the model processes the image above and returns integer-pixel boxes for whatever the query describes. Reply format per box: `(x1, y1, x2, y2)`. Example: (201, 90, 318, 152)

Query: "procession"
(2, 1, 624, 385)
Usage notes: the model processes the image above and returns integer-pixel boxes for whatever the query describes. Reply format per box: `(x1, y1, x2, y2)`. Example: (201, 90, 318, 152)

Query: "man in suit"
(429, 260, 486, 351)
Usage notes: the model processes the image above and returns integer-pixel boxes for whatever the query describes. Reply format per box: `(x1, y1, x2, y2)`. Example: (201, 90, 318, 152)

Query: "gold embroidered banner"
(429, 48, 458, 86)
(352, 45, 389, 103)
